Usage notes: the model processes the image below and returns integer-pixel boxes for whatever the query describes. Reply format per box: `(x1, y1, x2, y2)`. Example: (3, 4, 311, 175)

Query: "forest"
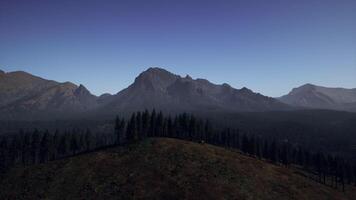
(1, 110, 356, 192)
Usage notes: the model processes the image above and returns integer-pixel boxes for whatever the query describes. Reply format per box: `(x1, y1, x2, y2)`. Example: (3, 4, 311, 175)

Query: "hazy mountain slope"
(103, 67, 290, 114)
(0, 70, 98, 119)
(0, 70, 58, 107)
(279, 84, 356, 111)
(0, 138, 353, 200)
(0, 67, 291, 120)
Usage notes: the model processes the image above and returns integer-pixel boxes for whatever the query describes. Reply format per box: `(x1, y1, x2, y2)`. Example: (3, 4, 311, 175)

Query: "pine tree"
(0, 137, 8, 171)
(188, 115, 197, 141)
(52, 130, 60, 160)
(167, 116, 173, 138)
(297, 147, 304, 166)
(262, 140, 269, 160)
(22, 132, 32, 165)
(149, 110, 156, 137)
(204, 119, 212, 143)
(249, 135, 256, 156)
(58, 132, 70, 157)
(270, 140, 278, 163)
(39, 130, 51, 163)
(9, 133, 22, 166)
(136, 112, 142, 139)
(155, 111, 164, 137)
(30, 129, 41, 164)
(127, 113, 138, 143)
(85, 129, 93, 151)
(70, 133, 79, 155)
(255, 137, 262, 159)
(142, 110, 150, 138)
(241, 134, 249, 154)
(115, 116, 121, 145)
(115, 116, 125, 145)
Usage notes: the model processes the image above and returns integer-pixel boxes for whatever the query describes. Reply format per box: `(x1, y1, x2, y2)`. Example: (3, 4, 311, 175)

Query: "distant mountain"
(0, 70, 98, 119)
(0, 67, 291, 120)
(279, 84, 356, 111)
(101, 67, 290, 114)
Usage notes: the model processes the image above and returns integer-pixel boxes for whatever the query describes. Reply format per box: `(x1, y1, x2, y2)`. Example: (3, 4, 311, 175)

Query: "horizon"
(1, 0, 356, 97)
(1, 66, 356, 97)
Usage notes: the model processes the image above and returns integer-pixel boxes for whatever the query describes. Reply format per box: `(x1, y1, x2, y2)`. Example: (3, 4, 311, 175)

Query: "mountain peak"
(279, 83, 356, 111)
(240, 87, 253, 93)
(132, 67, 180, 91)
(144, 67, 173, 75)
(301, 83, 316, 88)
(0, 69, 4, 74)
(289, 83, 316, 95)
(222, 83, 231, 88)
(74, 84, 92, 96)
(78, 84, 86, 89)
(185, 74, 192, 80)
(137, 67, 177, 79)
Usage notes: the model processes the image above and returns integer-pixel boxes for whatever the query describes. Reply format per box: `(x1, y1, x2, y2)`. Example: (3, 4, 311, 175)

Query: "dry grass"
(0, 138, 355, 200)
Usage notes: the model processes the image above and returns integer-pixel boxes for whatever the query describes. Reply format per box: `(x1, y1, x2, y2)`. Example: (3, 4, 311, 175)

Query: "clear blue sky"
(1, 0, 355, 97)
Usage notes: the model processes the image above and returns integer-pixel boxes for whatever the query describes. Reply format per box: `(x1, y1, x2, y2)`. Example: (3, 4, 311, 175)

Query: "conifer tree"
(270, 140, 278, 163)
(30, 129, 41, 164)
(70, 133, 79, 155)
(39, 130, 51, 163)
(142, 110, 150, 138)
(149, 110, 156, 137)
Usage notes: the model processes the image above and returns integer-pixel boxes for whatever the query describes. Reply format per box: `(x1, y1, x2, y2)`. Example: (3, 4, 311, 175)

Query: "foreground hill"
(0, 138, 354, 200)
(279, 84, 356, 112)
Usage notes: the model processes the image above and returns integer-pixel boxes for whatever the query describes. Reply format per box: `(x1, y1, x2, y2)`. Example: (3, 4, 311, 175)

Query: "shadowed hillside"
(0, 138, 354, 200)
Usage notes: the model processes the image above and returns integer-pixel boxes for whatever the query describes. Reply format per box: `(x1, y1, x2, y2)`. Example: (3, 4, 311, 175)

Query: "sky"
(0, 0, 355, 97)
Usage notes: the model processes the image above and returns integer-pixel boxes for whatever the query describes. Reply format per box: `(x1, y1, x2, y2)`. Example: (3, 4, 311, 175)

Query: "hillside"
(0, 138, 354, 200)
(279, 84, 356, 111)
(0, 70, 98, 119)
(103, 67, 290, 114)
(0, 67, 291, 120)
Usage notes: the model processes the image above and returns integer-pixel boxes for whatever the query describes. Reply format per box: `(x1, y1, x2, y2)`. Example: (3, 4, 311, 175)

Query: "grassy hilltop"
(0, 138, 354, 200)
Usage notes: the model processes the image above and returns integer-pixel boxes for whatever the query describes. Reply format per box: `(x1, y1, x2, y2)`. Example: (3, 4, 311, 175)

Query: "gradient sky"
(1, 0, 355, 97)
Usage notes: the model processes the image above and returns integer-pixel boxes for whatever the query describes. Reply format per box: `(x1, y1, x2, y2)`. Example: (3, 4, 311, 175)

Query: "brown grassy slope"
(0, 138, 355, 200)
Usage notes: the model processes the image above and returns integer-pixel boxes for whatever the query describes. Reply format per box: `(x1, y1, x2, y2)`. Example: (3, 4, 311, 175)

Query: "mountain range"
(279, 83, 356, 112)
(0, 68, 355, 120)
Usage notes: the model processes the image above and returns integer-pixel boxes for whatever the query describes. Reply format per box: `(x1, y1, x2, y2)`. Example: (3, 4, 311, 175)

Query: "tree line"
(0, 129, 115, 172)
(1, 110, 356, 192)
(117, 110, 356, 192)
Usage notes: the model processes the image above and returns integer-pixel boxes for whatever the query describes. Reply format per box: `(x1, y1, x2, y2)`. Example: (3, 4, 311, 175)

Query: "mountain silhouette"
(279, 83, 356, 111)
(102, 67, 290, 114)
(0, 67, 293, 119)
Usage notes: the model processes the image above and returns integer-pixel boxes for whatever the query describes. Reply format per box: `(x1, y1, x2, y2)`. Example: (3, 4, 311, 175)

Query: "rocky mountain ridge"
(279, 83, 356, 111)
(4, 67, 356, 119)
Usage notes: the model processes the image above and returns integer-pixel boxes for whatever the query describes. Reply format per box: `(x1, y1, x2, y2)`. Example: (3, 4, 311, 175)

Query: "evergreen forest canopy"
(1, 110, 356, 192)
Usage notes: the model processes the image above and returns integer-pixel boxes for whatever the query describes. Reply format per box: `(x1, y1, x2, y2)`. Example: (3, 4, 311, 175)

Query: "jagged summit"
(105, 67, 290, 113)
(75, 84, 92, 96)
(185, 74, 192, 79)
(0, 70, 98, 119)
(240, 87, 252, 92)
(222, 83, 231, 87)
(133, 67, 180, 92)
